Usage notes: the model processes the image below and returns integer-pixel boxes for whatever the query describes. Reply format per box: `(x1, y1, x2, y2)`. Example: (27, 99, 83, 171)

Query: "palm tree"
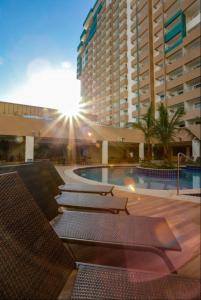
(154, 103, 184, 161)
(132, 102, 155, 161)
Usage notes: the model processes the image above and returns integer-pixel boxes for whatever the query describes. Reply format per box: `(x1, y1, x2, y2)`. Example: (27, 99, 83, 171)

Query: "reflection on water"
(193, 175, 200, 189)
(102, 168, 108, 183)
(75, 167, 201, 190)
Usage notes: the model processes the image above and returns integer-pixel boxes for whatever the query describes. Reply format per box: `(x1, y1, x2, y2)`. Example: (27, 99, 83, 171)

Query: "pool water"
(75, 167, 201, 190)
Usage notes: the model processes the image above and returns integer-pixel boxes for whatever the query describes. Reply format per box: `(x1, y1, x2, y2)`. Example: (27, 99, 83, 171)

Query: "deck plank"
(114, 189, 200, 279)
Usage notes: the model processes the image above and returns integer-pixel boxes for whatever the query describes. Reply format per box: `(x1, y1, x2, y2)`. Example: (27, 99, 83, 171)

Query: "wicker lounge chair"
(59, 182, 114, 195)
(0, 170, 181, 274)
(0, 172, 200, 300)
(56, 192, 129, 214)
(0, 161, 128, 215)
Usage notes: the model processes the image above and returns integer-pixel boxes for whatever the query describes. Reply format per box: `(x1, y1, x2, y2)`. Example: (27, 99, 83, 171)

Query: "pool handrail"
(177, 153, 195, 195)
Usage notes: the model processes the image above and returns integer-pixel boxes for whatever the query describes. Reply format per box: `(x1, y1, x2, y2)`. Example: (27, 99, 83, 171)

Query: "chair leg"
(125, 208, 130, 215)
(131, 245, 177, 274)
(149, 247, 178, 274)
(65, 244, 77, 263)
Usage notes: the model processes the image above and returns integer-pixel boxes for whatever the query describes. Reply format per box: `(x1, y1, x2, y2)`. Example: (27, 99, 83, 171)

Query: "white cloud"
(7, 58, 80, 114)
(0, 57, 4, 65)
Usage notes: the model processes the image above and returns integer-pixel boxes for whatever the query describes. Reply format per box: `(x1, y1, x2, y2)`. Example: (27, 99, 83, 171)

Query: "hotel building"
(77, 0, 201, 152)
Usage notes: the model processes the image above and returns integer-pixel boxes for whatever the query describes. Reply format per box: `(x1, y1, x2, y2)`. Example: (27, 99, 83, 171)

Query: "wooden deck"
(57, 166, 200, 279)
(115, 189, 200, 279)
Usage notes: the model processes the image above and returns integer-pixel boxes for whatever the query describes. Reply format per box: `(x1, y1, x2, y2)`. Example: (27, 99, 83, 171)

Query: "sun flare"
(8, 59, 81, 116)
(58, 101, 81, 119)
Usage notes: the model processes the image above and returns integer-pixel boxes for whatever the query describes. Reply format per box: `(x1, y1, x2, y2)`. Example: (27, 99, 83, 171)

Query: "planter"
(136, 166, 179, 178)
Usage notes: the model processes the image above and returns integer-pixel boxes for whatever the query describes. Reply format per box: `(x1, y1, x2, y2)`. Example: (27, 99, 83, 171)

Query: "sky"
(0, 0, 94, 111)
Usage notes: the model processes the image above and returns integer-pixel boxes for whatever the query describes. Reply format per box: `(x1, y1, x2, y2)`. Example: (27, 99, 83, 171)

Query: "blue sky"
(0, 0, 94, 109)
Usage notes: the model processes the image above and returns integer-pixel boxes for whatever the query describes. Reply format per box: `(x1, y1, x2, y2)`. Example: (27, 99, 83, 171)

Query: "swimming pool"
(75, 166, 201, 190)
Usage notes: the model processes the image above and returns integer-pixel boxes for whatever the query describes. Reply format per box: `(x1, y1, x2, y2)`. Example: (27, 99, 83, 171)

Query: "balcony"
(131, 69, 137, 79)
(119, 33, 127, 43)
(120, 54, 127, 65)
(138, 19, 148, 37)
(153, 0, 160, 7)
(155, 67, 164, 79)
(182, 108, 201, 121)
(155, 82, 165, 94)
(120, 45, 127, 55)
(131, 46, 136, 57)
(154, 52, 164, 64)
(140, 92, 150, 102)
(154, 35, 163, 49)
(140, 106, 149, 116)
(168, 67, 201, 89)
(140, 77, 149, 88)
(139, 63, 149, 75)
(131, 10, 136, 21)
(120, 114, 128, 122)
(183, 26, 201, 47)
(119, 0, 127, 11)
(182, 0, 199, 11)
(131, 57, 137, 68)
(131, 34, 136, 45)
(186, 77, 201, 92)
(164, 0, 177, 12)
(119, 11, 127, 23)
(153, 5, 162, 21)
(139, 36, 148, 49)
(153, 21, 163, 35)
(166, 51, 183, 73)
(120, 78, 128, 86)
(132, 95, 139, 105)
(138, 0, 146, 11)
(186, 12, 201, 33)
(167, 88, 201, 106)
(120, 102, 128, 110)
(131, 82, 138, 93)
(120, 90, 128, 99)
(119, 22, 127, 33)
(139, 49, 149, 62)
(138, 9, 147, 25)
(131, 22, 135, 34)
(132, 110, 139, 118)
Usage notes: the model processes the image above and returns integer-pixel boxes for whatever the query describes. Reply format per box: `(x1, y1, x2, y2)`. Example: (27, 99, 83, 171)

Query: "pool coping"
(63, 164, 201, 204)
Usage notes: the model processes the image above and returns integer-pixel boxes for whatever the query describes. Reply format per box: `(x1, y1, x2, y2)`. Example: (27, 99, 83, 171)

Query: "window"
(193, 83, 201, 89)
(195, 101, 201, 109)
(178, 121, 185, 128)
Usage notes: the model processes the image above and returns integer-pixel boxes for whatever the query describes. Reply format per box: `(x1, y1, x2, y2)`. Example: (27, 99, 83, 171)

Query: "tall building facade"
(77, 0, 128, 127)
(77, 0, 201, 139)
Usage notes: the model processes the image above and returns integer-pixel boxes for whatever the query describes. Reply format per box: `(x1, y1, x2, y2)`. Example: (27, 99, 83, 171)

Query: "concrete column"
(192, 139, 200, 160)
(102, 140, 108, 164)
(139, 143, 144, 160)
(186, 146, 191, 158)
(25, 136, 34, 162)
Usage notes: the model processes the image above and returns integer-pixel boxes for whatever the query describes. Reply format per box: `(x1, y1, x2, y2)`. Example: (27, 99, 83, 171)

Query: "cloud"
(0, 57, 4, 65)
(7, 58, 80, 113)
